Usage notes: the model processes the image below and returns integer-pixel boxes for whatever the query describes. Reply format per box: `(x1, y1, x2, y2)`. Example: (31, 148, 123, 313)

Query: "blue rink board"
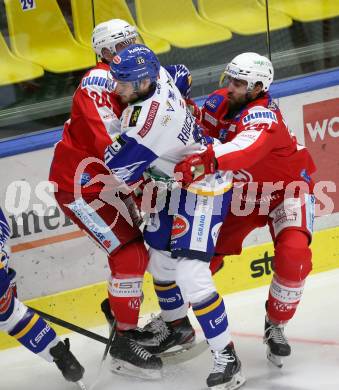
(1, 68, 339, 159)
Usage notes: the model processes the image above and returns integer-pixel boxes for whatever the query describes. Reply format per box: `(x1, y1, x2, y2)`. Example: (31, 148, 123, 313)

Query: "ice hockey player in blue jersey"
(104, 44, 245, 389)
(0, 207, 84, 384)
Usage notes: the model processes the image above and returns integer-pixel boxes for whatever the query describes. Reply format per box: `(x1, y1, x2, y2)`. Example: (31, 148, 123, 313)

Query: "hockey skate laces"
(265, 324, 288, 345)
(144, 314, 167, 333)
(211, 350, 236, 374)
(129, 339, 154, 360)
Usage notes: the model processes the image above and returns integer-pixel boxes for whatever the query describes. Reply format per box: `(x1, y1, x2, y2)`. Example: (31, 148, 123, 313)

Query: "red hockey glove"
(174, 144, 217, 186)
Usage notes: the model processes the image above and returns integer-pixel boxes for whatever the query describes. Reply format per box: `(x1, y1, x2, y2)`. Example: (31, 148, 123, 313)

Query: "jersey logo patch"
(129, 106, 142, 127)
(138, 101, 160, 138)
(112, 161, 147, 181)
(166, 100, 175, 112)
(204, 94, 224, 113)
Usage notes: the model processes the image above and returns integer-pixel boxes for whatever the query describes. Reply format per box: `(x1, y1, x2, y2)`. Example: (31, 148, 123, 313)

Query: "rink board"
(1, 225, 338, 350)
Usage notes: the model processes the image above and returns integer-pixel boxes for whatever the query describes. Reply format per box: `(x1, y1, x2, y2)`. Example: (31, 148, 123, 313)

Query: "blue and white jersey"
(105, 66, 203, 184)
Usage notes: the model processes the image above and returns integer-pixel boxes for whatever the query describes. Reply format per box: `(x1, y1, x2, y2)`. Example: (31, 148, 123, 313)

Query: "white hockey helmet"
(222, 52, 274, 92)
(92, 19, 138, 57)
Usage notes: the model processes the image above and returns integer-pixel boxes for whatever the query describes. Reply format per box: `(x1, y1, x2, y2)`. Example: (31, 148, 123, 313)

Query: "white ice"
(1, 269, 339, 390)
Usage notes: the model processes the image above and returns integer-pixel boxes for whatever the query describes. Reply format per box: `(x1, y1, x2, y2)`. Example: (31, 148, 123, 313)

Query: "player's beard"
(228, 91, 253, 114)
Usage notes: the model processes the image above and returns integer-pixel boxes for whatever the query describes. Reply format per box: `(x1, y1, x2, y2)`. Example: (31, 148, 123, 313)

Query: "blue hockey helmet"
(109, 44, 160, 85)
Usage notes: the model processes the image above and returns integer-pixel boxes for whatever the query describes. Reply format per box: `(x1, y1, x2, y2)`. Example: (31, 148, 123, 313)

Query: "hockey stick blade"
(161, 339, 208, 364)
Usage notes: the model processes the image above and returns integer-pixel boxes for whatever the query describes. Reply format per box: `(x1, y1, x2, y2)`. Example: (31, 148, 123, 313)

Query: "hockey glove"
(174, 144, 217, 186)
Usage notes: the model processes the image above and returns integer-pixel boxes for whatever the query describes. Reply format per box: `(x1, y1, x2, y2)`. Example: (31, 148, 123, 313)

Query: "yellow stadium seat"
(70, 0, 94, 48)
(0, 33, 44, 86)
(4, 0, 96, 73)
(198, 0, 292, 35)
(261, 0, 339, 22)
(71, 0, 170, 54)
(135, 0, 232, 48)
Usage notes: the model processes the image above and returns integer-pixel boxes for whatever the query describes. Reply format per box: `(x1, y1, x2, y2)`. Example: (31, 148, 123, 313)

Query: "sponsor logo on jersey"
(0, 287, 13, 315)
(242, 110, 277, 125)
(177, 110, 195, 145)
(129, 106, 142, 127)
(205, 94, 224, 113)
(166, 100, 175, 112)
(138, 101, 160, 138)
(81, 76, 114, 91)
(79, 173, 91, 186)
(171, 215, 189, 238)
(168, 89, 176, 101)
(161, 115, 171, 126)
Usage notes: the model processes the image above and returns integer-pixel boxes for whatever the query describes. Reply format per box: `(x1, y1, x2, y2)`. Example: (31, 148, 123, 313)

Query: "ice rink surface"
(1, 268, 339, 390)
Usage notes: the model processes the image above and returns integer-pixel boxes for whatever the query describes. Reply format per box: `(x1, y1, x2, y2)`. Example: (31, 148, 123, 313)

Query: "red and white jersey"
(202, 88, 316, 191)
(49, 62, 126, 193)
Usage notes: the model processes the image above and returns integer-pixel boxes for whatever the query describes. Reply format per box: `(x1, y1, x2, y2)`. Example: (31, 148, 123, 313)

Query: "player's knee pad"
(274, 242, 312, 282)
(147, 248, 177, 282)
(108, 238, 148, 278)
(176, 259, 215, 304)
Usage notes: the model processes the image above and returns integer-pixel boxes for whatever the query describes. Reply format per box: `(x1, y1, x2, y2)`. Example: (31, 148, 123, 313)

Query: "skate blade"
(76, 380, 88, 390)
(208, 372, 246, 390)
(266, 348, 283, 368)
(110, 358, 162, 380)
(161, 340, 209, 364)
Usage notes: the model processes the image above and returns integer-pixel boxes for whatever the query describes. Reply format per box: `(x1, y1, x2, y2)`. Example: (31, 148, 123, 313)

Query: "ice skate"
(109, 330, 163, 380)
(264, 316, 291, 368)
(139, 315, 196, 357)
(207, 342, 245, 390)
(50, 338, 85, 382)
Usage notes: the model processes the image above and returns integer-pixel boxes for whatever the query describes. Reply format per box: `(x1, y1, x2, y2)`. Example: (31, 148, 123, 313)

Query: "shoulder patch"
(204, 94, 224, 113)
(138, 101, 160, 138)
(129, 106, 142, 127)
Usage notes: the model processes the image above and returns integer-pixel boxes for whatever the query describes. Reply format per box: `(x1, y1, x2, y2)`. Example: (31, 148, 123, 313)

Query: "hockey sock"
(153, 280, 189, 322)
(8, 307, 59, 361)
(108, 276, 143, 330)
(192, 293, 231, 351)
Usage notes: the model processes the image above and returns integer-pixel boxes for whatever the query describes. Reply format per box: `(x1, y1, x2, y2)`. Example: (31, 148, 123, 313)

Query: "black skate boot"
(50, 338, 85, 382)
(264, 316, 291, 368)
(109, 330, 163, 379)
(100, 298, 157, 346)
(206, 342, 245, 390)
(139, 315, 196, 355)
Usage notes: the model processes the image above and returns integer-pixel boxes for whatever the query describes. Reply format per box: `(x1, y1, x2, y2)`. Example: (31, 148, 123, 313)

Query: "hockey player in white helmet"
(175, 51, 316, 372)
(50, 19, 197, 379)
(105, 44, 245, 390)
(92, 18, 138, 62)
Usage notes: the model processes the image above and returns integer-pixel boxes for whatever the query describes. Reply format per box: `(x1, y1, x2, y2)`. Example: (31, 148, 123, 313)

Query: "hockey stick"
(265, 0, 272, 60)
(89, 321, 116, 390)
(27, 306, 108, 345)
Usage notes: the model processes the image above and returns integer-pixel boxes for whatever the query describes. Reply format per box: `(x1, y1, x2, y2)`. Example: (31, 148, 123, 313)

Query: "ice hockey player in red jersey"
(49, 19, 163, 378)
(175, 52, 316, 370)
